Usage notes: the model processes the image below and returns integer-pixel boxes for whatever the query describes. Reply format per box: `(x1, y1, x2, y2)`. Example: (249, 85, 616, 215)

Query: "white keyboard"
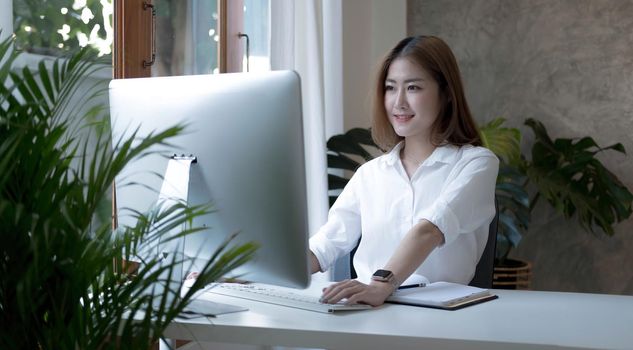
(206, 283, 373, 314)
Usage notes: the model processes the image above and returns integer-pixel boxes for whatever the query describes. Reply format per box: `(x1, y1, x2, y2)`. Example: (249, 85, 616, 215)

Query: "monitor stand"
(157, 156, 249, 319)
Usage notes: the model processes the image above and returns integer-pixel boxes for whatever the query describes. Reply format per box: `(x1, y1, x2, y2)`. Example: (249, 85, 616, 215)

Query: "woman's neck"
(400, 137, 436, 165)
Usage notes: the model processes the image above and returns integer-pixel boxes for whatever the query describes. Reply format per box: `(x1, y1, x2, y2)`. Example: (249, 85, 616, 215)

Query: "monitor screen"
(109, 71, 310, 289)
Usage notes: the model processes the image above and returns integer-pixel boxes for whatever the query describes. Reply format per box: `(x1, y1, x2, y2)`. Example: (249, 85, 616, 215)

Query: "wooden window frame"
(218, 0, 244, 73)
(114, 0, 243, 79)
(113, 0, 153, 79)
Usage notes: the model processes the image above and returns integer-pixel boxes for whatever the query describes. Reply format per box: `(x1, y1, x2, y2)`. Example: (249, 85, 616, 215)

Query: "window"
(152, 0, 220, 76)
(115, 0, 269, 78)
(13, 0, 113, 58)
(242, 0, 270, 72)
(9, 0, 267, 76)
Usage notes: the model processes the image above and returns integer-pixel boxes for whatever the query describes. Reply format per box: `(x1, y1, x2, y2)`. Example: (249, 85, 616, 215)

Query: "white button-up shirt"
(310, 142, 499, 285)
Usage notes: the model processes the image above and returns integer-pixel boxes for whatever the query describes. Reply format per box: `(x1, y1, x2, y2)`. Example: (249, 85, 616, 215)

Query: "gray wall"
(409, 0, 633, 295)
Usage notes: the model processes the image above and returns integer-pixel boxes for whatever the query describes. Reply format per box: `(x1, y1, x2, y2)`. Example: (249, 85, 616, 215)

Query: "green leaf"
(325, 127, 381, 206)
(328, 153, 361, 171)
(327, 134, 373, 160)
(499, 212, 522, 247)
(345, 128, 376, 146)
(22, 65, 51, 116)
(524, 119, 633, 236)
(0, 35, 19, 86)
(599, 142, 626, 155)
(38, 61, 55, 104)
(525, 118, 555, 149)
(496, 182, 529, 207)
(479, 117, 522, 166)
(328, 173, 349, 190)
(573, 136, 597, 151)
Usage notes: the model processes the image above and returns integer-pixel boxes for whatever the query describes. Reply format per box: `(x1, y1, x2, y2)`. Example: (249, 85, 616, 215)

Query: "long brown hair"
(371, 36, 481, 151)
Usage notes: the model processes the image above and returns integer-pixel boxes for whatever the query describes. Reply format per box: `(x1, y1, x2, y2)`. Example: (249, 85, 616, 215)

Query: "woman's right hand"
(319, 279, 394, 306)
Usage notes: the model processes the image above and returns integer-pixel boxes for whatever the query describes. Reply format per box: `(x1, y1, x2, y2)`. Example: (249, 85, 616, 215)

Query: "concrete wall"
(409, 0, 633, 294)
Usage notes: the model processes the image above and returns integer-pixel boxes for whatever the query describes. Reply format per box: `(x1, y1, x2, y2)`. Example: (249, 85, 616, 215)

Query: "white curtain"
(270, 0, 343, 250)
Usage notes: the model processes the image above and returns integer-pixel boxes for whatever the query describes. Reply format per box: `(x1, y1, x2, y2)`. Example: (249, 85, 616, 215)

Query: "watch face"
(373, 269, 393, 279)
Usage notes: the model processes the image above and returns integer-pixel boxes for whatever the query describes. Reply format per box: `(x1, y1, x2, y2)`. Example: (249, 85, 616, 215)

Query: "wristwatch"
(372, 269, 399, 289)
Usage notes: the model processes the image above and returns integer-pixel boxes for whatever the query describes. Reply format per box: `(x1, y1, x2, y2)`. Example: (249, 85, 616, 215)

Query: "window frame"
(114, 0, 244, 78)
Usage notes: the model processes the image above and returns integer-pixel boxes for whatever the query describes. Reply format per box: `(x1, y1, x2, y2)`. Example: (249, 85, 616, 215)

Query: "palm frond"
(0, 37, 256, 349)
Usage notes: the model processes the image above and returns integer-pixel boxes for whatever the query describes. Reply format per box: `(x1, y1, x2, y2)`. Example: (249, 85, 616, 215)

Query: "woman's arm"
(319, 220, 443, 306)
(381, 219, 444, 289)
(310, 251, 322, 274)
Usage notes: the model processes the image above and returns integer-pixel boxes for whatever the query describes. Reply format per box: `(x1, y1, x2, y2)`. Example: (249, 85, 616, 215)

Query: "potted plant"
(326, 119, 633, 290)
(481, 118, 633, 288)
(478, 118, 532, 288)
(0, 37, 257, 349)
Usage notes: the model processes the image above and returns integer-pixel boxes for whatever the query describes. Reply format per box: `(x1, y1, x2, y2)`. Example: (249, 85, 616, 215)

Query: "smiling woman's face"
(384, 57, 441, 140)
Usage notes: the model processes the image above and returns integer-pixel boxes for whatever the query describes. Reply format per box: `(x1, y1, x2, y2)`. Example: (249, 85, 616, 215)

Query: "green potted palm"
(326, 119, 633, 289)
(0, 37, 257, 349)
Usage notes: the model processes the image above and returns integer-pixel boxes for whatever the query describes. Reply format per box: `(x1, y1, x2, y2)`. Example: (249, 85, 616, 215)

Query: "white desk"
(165, 283, 633, 350)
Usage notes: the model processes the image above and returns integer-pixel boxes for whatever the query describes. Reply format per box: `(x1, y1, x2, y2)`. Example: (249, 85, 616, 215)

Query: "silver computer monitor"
(109, 71, 310, 289)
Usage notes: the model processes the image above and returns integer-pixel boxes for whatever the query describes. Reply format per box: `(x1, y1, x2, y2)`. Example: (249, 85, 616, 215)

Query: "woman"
(309, 36, 499, 306)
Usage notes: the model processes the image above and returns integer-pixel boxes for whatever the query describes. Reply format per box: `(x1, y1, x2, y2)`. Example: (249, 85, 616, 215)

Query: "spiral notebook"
(386, 281, 498, 310)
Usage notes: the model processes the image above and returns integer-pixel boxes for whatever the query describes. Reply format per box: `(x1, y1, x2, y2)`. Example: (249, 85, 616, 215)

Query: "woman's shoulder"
(356, 155, 386, 172)
(454, 144, 498, 161)
(345, 152, 393, 180)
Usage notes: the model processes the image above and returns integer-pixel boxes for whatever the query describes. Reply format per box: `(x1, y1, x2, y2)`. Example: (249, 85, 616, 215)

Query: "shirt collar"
(379, 141, 459, 168)
(380, 142, 404, 167)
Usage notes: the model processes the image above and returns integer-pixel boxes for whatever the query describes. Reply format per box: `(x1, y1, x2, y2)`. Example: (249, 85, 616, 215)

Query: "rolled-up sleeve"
(417, 150, 499, 246)
(309, 171, 363, 271)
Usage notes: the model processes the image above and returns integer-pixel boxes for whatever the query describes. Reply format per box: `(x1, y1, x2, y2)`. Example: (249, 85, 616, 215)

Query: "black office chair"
(468, 198, 499, 288)
(333, 199, 499, 287)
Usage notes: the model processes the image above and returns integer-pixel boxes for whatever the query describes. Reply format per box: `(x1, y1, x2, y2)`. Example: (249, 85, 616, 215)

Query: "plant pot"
(492, 258, 532, 290)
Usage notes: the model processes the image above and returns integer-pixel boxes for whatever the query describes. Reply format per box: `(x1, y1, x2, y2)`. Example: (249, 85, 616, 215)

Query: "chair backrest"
(468, 198, 499, 288)
(334, 199, 499, 286)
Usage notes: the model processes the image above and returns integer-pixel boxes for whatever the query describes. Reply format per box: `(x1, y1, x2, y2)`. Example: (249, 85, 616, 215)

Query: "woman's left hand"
(319, 279, 394, 307)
